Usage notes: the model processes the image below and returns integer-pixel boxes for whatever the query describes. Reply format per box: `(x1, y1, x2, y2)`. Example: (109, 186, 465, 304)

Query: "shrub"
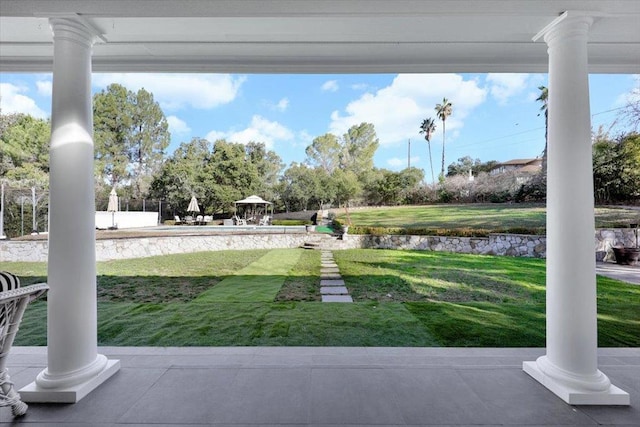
(346, 226, 546, 237)
(272, 219, 310, 226)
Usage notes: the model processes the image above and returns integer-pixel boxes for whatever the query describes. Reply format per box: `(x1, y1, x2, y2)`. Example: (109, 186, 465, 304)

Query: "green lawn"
(8, 248, 640, 347)
(336, 204, 640, 233)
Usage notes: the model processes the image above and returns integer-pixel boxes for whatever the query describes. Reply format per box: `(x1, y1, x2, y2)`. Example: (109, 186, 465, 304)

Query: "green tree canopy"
(150, 138, 282, 215)
(0, 113, 50, 186)
(340, 122, 379, 179)
(305, 133, 341, 173)
(592, 131, 640, 203)
(447, 156, 498, 177)
(93, 83, 170, 198)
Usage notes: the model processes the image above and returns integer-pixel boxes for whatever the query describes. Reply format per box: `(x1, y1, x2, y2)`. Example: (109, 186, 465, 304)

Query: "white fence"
(95, 211, 158, 230)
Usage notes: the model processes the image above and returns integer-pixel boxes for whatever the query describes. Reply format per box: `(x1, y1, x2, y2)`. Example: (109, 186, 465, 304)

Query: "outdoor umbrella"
(107, 187, 118, 227)
(187, 195, 200, 215)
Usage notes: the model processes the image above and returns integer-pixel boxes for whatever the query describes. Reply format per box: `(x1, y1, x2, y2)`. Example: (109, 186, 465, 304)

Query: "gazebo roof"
(235, 195, 272, 205)
(1, 0, 639, 74)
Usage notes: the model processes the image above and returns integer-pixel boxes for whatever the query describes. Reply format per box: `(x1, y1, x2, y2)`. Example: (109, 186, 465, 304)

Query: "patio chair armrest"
(0, 283, 49, 303)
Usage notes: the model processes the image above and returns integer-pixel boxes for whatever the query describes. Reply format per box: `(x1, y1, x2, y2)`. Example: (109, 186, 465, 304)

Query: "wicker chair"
(0, 272, 48, 417)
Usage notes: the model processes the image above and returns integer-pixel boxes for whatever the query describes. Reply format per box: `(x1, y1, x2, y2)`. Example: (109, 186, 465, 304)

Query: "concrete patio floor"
(2, 346, 638, 426)
(596, 262, 640, 285)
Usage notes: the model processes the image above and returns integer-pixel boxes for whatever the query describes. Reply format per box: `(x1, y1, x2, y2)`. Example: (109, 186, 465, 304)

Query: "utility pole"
(408, 139, 411, 168)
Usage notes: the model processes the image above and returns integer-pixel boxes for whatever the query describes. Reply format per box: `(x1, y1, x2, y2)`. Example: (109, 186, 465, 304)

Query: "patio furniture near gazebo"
(234, 195, 273, 225)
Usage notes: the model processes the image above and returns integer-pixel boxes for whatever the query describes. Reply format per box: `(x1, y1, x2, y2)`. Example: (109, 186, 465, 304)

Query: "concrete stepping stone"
(319, 250, 352, 302)
(322, 295, 353, 302)
(321, 263, 338, 269)
(321, 279, 345, 287)
(321, 286, 349, 295)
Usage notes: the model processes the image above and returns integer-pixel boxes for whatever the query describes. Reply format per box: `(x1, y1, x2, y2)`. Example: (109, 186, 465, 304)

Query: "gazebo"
(1, 0, 637, 407)
(234, 195, 273, 223)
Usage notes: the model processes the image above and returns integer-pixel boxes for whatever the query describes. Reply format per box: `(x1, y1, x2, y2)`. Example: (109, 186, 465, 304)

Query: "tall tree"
(93, 83, 170, 198)
(128, 88, 170, 198)
(278, 162, 319, 212)
(536, 85, 549, 172)
(93, 84, 133, 190)
(418, 117, 436, 184)
(245, 141, 284, 201)
(435, 98, 453, 179)
(305, 133, 341, 173)
(149, 137, 211, 213)
(332, 169, 360, 225)
(340, 122, 379, 178)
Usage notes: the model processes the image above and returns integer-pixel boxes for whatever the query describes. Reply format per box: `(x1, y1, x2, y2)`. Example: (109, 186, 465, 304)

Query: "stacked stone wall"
(0, 234, 308, 262)
(1, 229, 636, 262)
(338, 233, 547, 258)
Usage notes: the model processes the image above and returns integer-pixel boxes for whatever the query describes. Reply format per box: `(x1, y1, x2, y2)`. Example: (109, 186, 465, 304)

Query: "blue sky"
(1, 72, 637, 182)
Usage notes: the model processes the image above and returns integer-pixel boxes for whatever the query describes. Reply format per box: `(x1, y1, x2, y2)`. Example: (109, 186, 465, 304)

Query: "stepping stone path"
(320, 250, 353, 303)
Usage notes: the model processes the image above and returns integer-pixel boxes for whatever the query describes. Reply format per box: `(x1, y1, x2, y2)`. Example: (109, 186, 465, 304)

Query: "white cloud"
(36, 80, 52, 97)
(387, 156, 420, 170)
(322, 80, 339, 92)
(204, 130, 228, 142)
(486, 73, 529, 105)
(92, 73, 246, 111)
(351, 83, 370, 91)
(205, 115, 294, 149)
(329, 74, 487, 146)
(387, 158, 405, 167)
(35, 80, 52, 97)
(270, 97, 289, 112)
(0, 83, 48, 118)
(166, 115, 191, 136)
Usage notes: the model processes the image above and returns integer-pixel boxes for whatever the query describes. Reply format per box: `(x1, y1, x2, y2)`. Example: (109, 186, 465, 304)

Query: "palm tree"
(536, 85, 548, 172)
(419, 117, 437, 184)
(435, 98, 453, 179)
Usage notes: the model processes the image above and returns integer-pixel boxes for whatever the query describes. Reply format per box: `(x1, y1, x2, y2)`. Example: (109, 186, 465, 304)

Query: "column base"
(523, 360, 629, 405)
(19, 359, 120, 403)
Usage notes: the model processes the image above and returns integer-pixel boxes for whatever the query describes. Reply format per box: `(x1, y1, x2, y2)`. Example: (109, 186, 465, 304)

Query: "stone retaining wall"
(0, 228, 636, 262)
(595, 228, 639, 262)
(0, 234, 308, 262)
(338, 233, 547, 257)
(336, 228, 638, 260)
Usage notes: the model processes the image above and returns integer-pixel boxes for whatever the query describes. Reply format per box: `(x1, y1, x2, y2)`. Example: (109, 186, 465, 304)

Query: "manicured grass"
(195, 249, 302, 302)
(97, 250, 268, 303)
(275, 249, 321, 302)
(337, 204, 640, 233)
(8, 248, 640, 347)
(334, 250, 544, 303)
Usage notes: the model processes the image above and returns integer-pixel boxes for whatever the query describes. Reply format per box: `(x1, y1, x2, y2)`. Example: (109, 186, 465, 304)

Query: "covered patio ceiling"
(1, 0, 639, 74)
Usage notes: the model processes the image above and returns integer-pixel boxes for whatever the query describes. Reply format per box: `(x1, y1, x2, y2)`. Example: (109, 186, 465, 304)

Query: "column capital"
(49, 17, 96, 49)
(533, 11, 594, 46)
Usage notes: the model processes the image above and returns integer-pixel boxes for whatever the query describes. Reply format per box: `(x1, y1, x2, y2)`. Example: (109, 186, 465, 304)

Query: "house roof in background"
(1, 0, 639, 73)
(499, 158, 543, 166)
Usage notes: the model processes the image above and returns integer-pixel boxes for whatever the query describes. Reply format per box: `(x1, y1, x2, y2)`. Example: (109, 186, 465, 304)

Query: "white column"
(523, 12, 628, 405)
(20, 18, 119, 404)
